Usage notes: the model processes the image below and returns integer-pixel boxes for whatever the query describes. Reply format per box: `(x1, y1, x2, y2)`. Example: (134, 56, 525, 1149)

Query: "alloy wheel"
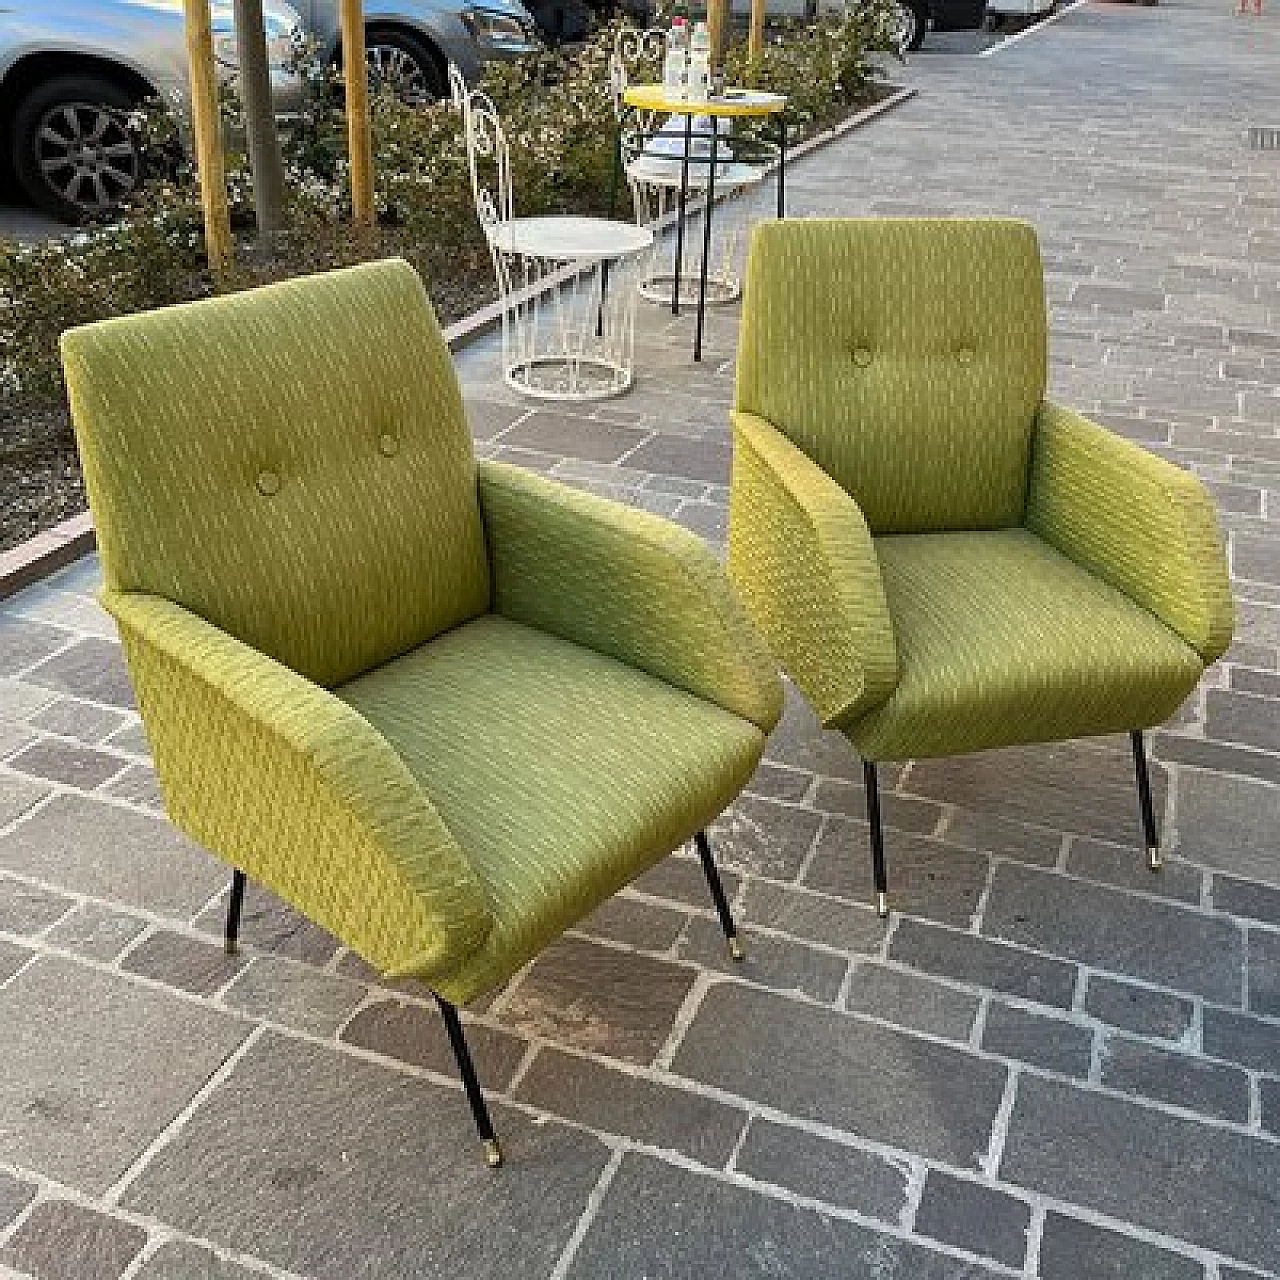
(35, 101, 140, 215)
(366, 42, 433, 105)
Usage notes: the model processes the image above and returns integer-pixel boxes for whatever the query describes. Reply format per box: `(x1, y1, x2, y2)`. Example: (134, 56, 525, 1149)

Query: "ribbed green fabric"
(727, 411, 898, 727)
(1026, 401, 1233, 665)
(61, 259, 490, 689)
(108, 591, 494, 983)
(479, 460, 783, 734)
(337, 615, 765, 1004)
(736, 219, 1047, 533)
(846, 530, 1204, 760)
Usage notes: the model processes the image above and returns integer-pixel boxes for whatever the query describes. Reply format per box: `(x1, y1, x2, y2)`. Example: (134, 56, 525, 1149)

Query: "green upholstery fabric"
(728, 411, 898, 727)
(108, 591, 493, 984)
(846, 530, 1204, 760)
(479, 460, 783, 733)
(61, 259, 490, 688)
(736, 219, 1047, 533)
(337, 615, 765, 1004)
(1026, 401, 1233, 665)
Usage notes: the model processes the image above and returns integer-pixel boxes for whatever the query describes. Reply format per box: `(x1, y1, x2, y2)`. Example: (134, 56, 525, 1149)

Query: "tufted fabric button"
(378, 433, 399, 458)
(852, 346, 873, 368)
(955, 345, 975, 366)
(256, 470, 281, 497)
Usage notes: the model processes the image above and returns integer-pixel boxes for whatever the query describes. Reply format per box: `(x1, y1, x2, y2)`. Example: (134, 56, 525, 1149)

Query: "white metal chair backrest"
(610, 27, 666, 123)
(448, 62, 512, 234)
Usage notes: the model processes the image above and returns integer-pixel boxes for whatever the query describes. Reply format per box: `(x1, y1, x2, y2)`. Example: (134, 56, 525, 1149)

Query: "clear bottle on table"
(664, 16, 689, 99)
(688, 20, 711, 104)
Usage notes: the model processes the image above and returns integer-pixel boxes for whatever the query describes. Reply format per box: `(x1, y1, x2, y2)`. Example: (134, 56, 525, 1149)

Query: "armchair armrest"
(105, 592, 493, 982)
(1024, 401, 1233, 664)
(477, 460, 783, 733)
(728, 411, 899, 728)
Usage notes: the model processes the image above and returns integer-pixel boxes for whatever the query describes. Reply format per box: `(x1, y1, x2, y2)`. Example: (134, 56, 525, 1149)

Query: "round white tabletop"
(487, 216, 654, 261)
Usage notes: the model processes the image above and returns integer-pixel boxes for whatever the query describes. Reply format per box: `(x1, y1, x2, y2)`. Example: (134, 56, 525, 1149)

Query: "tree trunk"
(749, 0, 765, 65)
(232, 0, 286, 248)
(707, 0, 729, 71)
(339, 0, 375, 227)
(182, 0, 233, 273)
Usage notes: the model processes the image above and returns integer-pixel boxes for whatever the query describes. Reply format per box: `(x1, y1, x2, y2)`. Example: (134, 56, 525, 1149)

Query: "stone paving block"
(981, 1003, 1093, 1078)
(1084, 976, 1194, 1043)
(1206, 689, 1280, 753)
(1212, 874, 1280, 927)
(0, 618, 71, 677)
(939, 810, 1062, 868)
(1072, 283, 1167, 312)
(1001, 1074, 1280, 1269)
(45, 902, 146, 962)
(132, 1240, 263, 1280)
(1261, 1077, 1279, 1137)
(496, 411, 650, 463)
(709, 795, 824, 881)
(844, 964, 979, 1042)
(913, 1171, 1030, 1268)
(1247, 928, 1280, 1017)
(23, 638, 136, 709)
(738, 879, 887, 954)
(1037, 1212, 1203, 1280)
(0, 937, 33, 982)
(0, 774, 47, 827)
(1201, 1006, 1280, 1074)
(632, 851, 740, 912)
(0, 1170, 36, 1229)
(676, 915, 847, 1003)
(340, 999, 527, 1088)
(0, 1199, 147, 1280)
(121, 930, 246, 996)
(576, 895, 687, 952)
(1100, 1035, 1250, 1122)
(220, 957, 366, 1037)
(809, 780, 944, 834)
(191, 882, 338, 967)
(104, 763, 164, 811)
(8, 739, 127, 790)
(1174, 767, 1280, 885)
(463, 397, 529, 442)
(27, 697, 124, 744)
(0, 877, 72, 935)
(1065, 838, 1202, 904)
(123, 1033, 609, 1280)
(888, 918, 1078, 1009)
(513, 1046, 745, 1166)
(745, 761, 812, 804)
(1230, 666, 1280, 699)
(566, 1152, 999, 1280)
(0, 677, 56, 720)
(621, 432, 731, 484)
(0, 795, 226, 917)
(0, 956, 247, 1193)
(732, 1119, 908, 1222)
(671, 981, 1007, 1166)
(671, 499, 727, 543)
(104, 723, 150, 757)
(981, 863, 1244, 1005)
(0, 717, 37, 763)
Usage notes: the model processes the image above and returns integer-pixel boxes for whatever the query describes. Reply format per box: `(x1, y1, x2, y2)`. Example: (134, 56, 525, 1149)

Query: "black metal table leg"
(693, 121, 718, 363)
(673, 112, 692, 315)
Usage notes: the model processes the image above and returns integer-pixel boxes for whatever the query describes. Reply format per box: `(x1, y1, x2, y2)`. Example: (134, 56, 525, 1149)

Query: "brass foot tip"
(483, 1138, 503, 1169)
(728, 936, 745, 962)
(875, 891, 889, 919)
(1147, 844, 1163, 872)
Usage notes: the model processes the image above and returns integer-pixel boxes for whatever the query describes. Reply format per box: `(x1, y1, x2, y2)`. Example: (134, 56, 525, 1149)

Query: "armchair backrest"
(61, 259, 491, 687)
(736, 219, 1048, 533)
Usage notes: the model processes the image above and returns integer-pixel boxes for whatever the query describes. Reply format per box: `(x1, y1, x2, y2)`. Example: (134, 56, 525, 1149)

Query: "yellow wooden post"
(340, 0, 375, 227)
(707, 0, 729, 71)
(749, 0, 765, 65)
(181, 0, 233, 273)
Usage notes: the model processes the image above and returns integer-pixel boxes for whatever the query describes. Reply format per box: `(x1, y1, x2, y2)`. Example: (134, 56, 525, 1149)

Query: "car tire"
(365, 27, 446, 104)
(12, 74, 141, 222)
(892, 0, 928, 52)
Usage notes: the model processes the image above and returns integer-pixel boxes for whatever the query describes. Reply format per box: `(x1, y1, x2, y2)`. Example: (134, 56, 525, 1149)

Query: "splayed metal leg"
(695, 829, 744, 961)
(436, 996, 502, 1168)
(1131, 730, 1162, 871)
(864, 761, 890, 917)
(224, 869, 246, 955)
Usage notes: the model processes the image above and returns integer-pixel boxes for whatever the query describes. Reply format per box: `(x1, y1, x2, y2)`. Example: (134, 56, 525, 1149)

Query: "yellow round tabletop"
(621, 85, 787, 117)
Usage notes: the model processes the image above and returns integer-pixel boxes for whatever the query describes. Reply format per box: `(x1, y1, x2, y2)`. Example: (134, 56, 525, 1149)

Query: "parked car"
(888, 0, 987, 50)
(0, 0, 304, 222)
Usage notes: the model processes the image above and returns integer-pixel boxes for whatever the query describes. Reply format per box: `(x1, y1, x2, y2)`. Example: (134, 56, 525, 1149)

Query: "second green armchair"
(729, 218, 1232, 917)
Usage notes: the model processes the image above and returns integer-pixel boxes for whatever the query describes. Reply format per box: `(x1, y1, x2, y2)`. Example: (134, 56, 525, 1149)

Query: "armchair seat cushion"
(337, 614, 765, 1003)
(845, 529, 1203, 761)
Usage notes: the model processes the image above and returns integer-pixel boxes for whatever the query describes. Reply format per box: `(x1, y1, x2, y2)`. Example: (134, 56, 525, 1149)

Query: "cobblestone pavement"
(2, 2, 1280, 1276)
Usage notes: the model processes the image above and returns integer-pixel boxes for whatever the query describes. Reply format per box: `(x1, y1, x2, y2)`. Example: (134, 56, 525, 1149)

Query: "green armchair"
(728, 219, 1232, 917)
(60, 258, 782, 1165)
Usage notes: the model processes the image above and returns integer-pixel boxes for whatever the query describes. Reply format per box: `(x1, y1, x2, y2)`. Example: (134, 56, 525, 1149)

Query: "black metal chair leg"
(695, 829, 745, 961)
(1131, 730, 1162, 871)
(864, 761, 890, 918)
(224, 869, 246, 955)
(436, 996, 503, 1168)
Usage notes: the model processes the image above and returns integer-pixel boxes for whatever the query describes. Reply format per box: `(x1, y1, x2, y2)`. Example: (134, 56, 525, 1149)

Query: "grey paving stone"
(576, 895, 687, 952)
(0, 1199, 147, 1280)
(0, 774, 48, 827)
(495, 410, 649, 463)
(745, 761, 812, 803)
(1158, 733, 1280, 790)
(1001, 1074, 1280, 1269)
(340, 999, 527, 1088)
(1065, 838, 1203, 904)
(809, 780, 945, 834)
(1201, 1006, 1280, 1073)
(0, 677, 56, 720)
(123, 1033, 610, 1280)
(104, 763, 164, 811)
(463, 397, 529, 442)
(45, 902, 147, 962)
(675, 915, 847, 1003)
(888, 919, 1078, 1010)
(981, 863, 1244, 1005)
(566, 1152, 999, 1280)
(1084, 976, 1194, 1043)
(1248, 928, 1280, 1017)
(1261, 1077, 1279, 1137)
(0, 1172, 36, 1232)
(762, 688, 863, 782)
(191, 882, 338, 967)
(806, 826, 989, 929)
(1206, 689, 1280, 755)
(732, 1119, 908, 1221)
(104, 723, 151, 757)
(1212, 874, 1280, 927)
(0, 937, 33, 982)
(132, 1240, 262, 1280)
(708, 794, 824, 880)
(940, 810, 1063, 868)
(1037, 1212, 1202, 1280)
(1073, 283, 1167, 312)
(1099, 1035, 1250, 1122)
(621, 431, 732, 484)
(738, 879, 887, 954)
(0, 877, 72, 935)
(844, 964, 979, 1042)
(0, 618, 71, 677)
(0, 956, 247, 1193)
(1230, 666, 1280, 699)
(0, 795, 226, 917)
(670, 981, 1007, 1166)
(121, 930, 247, 997)
(0, 718, 36, 760)
(8, 740, 127, 790)
(632, 851, 740, 912)
(23, 638, 136, 709)
(1175, 767, 1280, 884)
(27, 698, 125, 745)
(1235, 533, 1280, 588)
(513, 1046, 745, 1166)
(981, 1003, 1093, 1078)
(913, 1171, 1030, 1269)
(220, 957, 366, 1037)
